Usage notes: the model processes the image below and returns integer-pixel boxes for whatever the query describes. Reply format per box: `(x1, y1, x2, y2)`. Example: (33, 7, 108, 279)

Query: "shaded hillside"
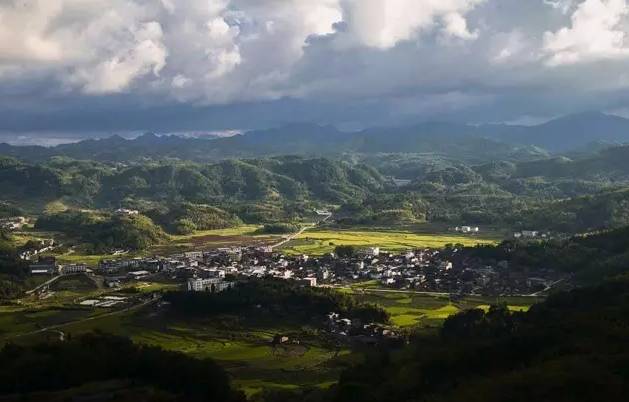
(470, 225, 629, 283)
(0, 333, 244, 402)
(261, 278, 629, 402)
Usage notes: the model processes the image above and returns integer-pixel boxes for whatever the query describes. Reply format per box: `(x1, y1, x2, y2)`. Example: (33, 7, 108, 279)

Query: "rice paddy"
(281, 228, 498, 255)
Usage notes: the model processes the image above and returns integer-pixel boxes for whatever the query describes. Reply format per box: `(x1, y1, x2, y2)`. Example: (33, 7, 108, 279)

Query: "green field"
(62, 312, 349, 397)
(0, 297, 351, 398)
(346, 289, 538, 328)
(0, 280, 542, 397)
(281, 228, 499, 255)
(55, 252, 116, 266)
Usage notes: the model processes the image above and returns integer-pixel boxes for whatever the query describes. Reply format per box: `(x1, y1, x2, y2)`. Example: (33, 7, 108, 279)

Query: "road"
(528, 278, 567, 297)
(269, 213, 332, 250)
(25, 275, 65, 295)
(4, 294, 160, 341)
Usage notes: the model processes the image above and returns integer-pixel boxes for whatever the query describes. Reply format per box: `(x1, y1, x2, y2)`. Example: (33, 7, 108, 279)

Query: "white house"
(128, 270, 150, 280)
(59, 264, 88, 274)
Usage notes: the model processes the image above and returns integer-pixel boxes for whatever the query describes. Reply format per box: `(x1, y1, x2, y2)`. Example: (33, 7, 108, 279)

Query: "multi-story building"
(59, 264, 88, 274)
(187, 278, 235, 293)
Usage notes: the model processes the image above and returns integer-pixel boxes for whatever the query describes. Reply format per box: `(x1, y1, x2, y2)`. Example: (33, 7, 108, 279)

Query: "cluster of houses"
(18, 239, 55, 260)
(454, 226, 480, 234)
(115, 208, 140, 216)
(326, 312, 401, 344)
(28, 256, 89, 275)
(27, 239, 570, 298)
(0, 216, 27, 231)
(513, 230, 548, 239)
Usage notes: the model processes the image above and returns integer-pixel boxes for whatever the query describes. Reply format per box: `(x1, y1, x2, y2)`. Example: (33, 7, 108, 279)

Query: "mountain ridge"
(1, 112, 628, 161)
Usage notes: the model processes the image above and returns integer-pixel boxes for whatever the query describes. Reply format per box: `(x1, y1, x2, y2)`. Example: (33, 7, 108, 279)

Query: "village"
(27, 240, 571, 299)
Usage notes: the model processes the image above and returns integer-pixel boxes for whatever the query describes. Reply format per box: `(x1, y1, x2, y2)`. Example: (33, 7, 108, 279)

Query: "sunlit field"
(345, 289, 538, 328)
(281, 228, 498, 255)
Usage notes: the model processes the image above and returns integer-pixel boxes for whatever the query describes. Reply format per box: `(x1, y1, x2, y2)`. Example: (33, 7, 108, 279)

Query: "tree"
(335, 245, 357, 258)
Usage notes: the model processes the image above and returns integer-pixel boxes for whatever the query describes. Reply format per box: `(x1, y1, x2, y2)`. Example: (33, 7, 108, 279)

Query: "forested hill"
(0, 333, 245, 401)
(0, 156, 386, 207)
(4, 144, 629, 233)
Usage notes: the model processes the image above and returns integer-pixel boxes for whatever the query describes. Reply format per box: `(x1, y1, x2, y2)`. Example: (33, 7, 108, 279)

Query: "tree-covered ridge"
(468, 225, 629, 284)
(3, 144, 629, 233)
(36, 211, 166, 252)
(0, 333, 245, 401)
(0, 156, 386, 207)
(145, 203, 243, 235)
(0, 230, 27, 299)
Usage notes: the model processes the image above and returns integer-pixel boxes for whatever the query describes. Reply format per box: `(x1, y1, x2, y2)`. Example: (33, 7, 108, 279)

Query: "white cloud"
(77, 22, 167, 94)
(0, 1, 64, 62)
(0, 0, 168, 93)
(544, 0, 629, 65)
(171, 74, 191, 89)
(4, 0, 629, 125)
(443, 12, 479, 40)
(335, 0, 484, 48)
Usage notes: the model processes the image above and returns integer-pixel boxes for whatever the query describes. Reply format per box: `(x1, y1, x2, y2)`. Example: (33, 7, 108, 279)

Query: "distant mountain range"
(481, 111, 629, 151)
(1, 112, 628, 162)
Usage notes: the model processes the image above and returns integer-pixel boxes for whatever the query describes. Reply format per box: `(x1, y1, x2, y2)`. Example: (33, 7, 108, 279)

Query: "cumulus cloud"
(0, 1, 64, 62)
(74, 21, 167, 94)
(335, 0, 484, 48)
(3, 0, 629, 128)
(0, 0, 168, 93)
(544, 0, 629, 65)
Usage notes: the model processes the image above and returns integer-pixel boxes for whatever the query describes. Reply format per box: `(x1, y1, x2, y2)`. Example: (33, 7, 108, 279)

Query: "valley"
(2, 124, 629, 401)
(5, 3, 629, 399)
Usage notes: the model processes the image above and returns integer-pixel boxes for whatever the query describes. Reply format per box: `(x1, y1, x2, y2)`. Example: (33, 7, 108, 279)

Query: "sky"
(3, 0, 629, 138)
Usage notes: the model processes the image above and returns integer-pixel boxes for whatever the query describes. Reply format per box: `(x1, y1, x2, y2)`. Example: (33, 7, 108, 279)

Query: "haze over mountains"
(1, 112, 629, 162)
